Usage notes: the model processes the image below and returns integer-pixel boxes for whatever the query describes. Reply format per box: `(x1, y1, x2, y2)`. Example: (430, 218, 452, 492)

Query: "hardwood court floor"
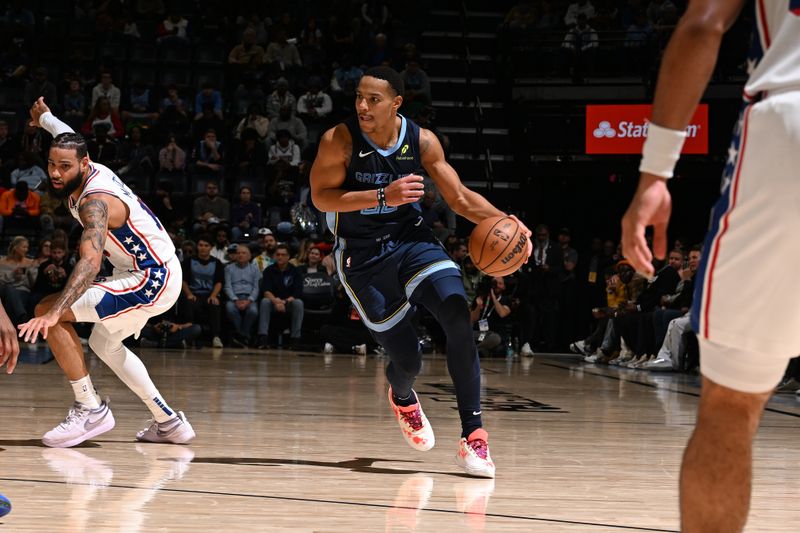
(1, 348, 799, 532)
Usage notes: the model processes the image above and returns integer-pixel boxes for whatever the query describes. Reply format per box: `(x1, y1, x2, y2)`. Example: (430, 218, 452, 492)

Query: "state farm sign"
(585, 104, 708, 154)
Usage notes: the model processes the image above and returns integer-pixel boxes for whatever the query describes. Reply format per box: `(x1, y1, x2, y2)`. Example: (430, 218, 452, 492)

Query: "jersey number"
(360, 205, 398, 215)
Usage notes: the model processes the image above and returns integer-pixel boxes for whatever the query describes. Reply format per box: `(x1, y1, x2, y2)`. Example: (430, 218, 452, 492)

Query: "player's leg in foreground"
(374, 275, 494, 477)
(375, 316, 436, 453)
(32, 295, 115, 448)
(413, 275, 494, 478)
(35, 294, 194, 447)
(679, 341, 776, 533)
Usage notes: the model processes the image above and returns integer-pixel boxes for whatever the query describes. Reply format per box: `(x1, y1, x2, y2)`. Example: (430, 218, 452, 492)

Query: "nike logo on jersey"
(472, 410, 482, 416)
(359, 150, 375, 158)
(414, 218, 423, 226)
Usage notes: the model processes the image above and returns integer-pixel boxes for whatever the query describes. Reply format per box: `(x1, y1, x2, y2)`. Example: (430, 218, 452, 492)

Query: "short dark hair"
(275, 244, 290, 255)
(363, 66, 404, 96)
(51, 132, 88, 159)
(197, 234, 213, 246)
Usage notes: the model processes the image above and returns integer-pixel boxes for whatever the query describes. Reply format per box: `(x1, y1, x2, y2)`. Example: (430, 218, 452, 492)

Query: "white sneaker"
(583, 353, 599, 363)
(619, 339, 633, 359)
(642, 357, 674, 371)
(455, 428, 495, 478)
(520, 342, 534, 357)
(212, 336, 223, 348)
(323, 342, 334, 354)
(136, 411, 196, 444)
(569, 340, 589, 356)
(617, 355, 635, 367)
(627, 355, 644, 368)
(42, 399, 116, 448)
(388, 387, 435, 451)
(354, 344, 367, 355)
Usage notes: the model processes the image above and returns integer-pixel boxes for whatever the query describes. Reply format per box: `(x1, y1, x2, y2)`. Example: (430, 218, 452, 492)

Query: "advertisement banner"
(585, 104, 708, 154)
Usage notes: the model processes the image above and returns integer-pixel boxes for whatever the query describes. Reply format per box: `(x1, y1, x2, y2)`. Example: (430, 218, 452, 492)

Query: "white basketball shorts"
(691, 89, 800, 393)
(71, 256, 181, 341)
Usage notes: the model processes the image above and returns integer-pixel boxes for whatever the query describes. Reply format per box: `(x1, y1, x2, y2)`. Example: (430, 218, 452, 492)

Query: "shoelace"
(59, 405, 88, 429)
(400, 408, 424, 431)
(468, 438, 489, 460)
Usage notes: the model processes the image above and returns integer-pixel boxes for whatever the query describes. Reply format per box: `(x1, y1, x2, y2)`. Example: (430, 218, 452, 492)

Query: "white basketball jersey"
(744, 0, 800, 97)
(69, 163, 175, 272)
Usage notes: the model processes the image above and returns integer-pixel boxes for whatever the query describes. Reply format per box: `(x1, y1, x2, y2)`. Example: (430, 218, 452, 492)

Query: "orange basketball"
(468, 216, 529, 277)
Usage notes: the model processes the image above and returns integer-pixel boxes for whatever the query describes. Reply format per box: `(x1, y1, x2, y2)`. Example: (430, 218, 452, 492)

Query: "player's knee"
(698, 377, 770, 425)
(437, 294, 471, 334)
(394, 356, 422, 376)
(88, 329, 108, 354)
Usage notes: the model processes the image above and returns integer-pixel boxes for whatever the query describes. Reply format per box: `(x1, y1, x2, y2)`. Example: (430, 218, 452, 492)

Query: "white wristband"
(639, 122, 687, 179)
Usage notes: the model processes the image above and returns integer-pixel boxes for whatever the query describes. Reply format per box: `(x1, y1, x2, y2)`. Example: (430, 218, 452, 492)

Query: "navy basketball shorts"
(333, 236, 461, 333)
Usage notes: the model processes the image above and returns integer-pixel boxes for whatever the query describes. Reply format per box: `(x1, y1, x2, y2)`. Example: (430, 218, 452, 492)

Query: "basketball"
(0, 494, 11, 518)
(468, 216, 528, 277)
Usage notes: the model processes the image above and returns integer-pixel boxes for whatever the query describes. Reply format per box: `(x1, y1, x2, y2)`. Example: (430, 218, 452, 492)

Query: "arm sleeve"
(223, 265, 237, 300)
(292, 269, 302, 298)
(319, 94, 332, 116)
(0, 193, 12, 216)
(297, 95, 308, 114)
(262, 268, 273, 294)
(28, 193, 40, 216)
(213, 259, 225, 283)
(248, 266, 260, 301)
(39, 111, 75, 137)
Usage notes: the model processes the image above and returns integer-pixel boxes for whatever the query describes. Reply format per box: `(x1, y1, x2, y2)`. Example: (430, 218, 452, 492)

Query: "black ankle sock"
(459, 410, 483, 439)
(392, 390, 417, 407)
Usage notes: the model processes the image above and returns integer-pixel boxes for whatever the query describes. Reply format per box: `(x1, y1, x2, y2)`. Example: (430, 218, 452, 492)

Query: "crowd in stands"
(500, 0, 749, 82)
(1, 1, 779, 388)
(0, 0, 440, 351)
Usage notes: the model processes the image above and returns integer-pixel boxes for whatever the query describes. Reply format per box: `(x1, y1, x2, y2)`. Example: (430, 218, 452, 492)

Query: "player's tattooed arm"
(49, 198, 109, 317)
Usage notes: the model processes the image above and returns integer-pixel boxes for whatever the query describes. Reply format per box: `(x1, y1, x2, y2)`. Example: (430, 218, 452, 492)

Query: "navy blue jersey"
(326, 114, 424, 243)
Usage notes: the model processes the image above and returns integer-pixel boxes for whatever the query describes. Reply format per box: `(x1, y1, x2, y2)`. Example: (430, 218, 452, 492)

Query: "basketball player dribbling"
(622, 1, 799, 530)
(9, 98, 195, 448)
(311, 66, 531, 478)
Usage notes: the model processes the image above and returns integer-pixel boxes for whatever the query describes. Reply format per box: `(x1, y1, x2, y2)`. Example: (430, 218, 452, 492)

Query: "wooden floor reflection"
(1, 348, 799, 532)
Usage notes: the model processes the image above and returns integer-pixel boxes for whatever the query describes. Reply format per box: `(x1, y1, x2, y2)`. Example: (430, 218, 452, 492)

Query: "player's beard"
(48, 168, 85, 199)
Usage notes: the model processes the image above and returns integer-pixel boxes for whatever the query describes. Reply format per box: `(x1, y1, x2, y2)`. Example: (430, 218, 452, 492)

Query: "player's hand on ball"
(385, 175, 425, 207)
(0, 306, 20, 375)
(17, 312, 59, 344)
(508, 215, 533, 260)
(29, 96, 51, 128)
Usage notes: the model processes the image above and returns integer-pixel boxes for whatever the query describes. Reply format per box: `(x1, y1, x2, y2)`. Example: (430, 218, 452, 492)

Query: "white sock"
(70, 375, 101, 409)
(88, 325, 177, 423)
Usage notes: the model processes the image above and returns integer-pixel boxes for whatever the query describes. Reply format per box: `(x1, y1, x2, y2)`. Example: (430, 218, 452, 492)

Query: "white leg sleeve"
(88, 324, 176, 422)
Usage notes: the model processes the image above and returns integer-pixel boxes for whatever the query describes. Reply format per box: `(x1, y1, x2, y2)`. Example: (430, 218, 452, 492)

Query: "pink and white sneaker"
(455, 428, 496, 478)
(388, 387, 435, 451)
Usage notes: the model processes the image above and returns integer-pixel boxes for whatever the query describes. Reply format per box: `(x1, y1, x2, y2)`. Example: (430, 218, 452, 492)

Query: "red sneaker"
(388, 387, 435, 451)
